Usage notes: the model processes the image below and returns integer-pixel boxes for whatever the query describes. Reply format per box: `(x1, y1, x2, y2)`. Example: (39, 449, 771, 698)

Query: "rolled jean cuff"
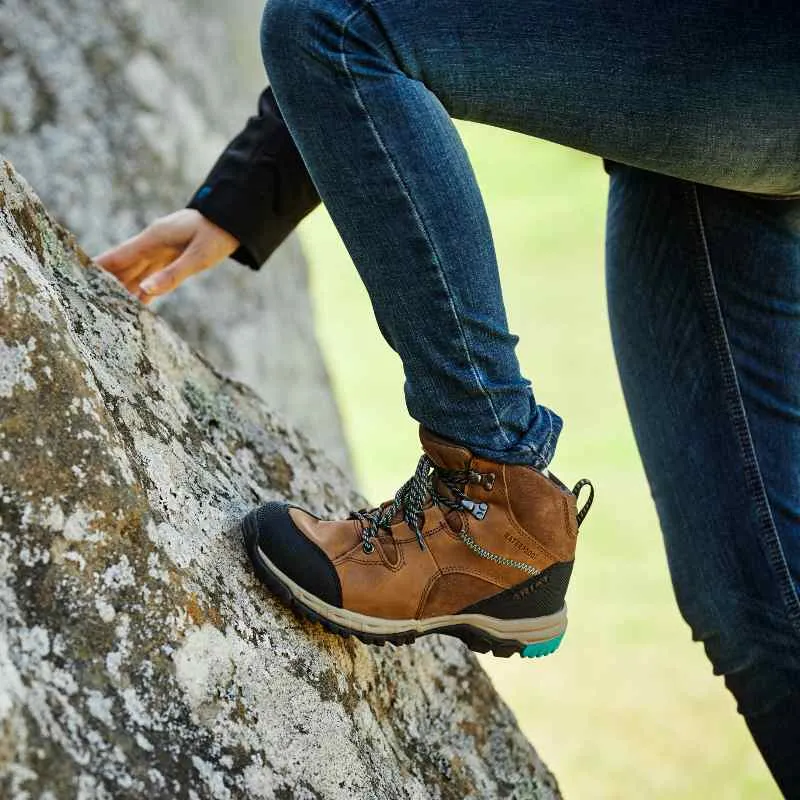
(448, 404, 563, 470)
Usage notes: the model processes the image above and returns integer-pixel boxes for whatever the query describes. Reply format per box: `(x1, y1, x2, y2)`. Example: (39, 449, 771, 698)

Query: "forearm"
(188, 86, 321, 270)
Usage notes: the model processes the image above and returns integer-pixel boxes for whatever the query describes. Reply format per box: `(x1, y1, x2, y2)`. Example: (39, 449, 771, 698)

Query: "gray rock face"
(0, 0, 352, 475)
(0, 160, 560, 799)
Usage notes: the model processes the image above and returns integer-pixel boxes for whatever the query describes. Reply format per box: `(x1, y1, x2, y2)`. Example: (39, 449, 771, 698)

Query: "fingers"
(93, 209, 239, 304)
(136, 241, 216, 304)
(96, 228, 179, 297)
(136, 219, 238, 303)
(94, 210, 198, 288)
(95, 228, 158, 277)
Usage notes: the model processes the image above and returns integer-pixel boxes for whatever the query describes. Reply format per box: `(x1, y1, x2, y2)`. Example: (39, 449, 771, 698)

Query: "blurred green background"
(299, 122, 777, 799)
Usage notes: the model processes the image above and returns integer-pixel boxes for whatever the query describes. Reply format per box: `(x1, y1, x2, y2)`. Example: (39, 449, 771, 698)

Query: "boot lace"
(349, 455, 545, 576)
(350, 455, 456, 554)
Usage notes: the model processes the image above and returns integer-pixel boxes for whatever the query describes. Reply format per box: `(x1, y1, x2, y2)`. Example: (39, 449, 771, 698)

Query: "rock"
(0, 0, 352, 476)
(0, 160, 561, 799)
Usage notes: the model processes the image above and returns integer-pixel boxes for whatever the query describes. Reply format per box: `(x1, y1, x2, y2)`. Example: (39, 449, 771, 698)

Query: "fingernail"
(139, 279, 158, 295)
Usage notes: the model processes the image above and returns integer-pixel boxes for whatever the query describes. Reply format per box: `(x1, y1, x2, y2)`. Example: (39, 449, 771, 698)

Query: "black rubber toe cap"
(243, 502, 342, 608)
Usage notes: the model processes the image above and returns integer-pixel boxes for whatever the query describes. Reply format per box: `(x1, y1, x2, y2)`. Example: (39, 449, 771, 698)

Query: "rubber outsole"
(241, 513, 565, 659)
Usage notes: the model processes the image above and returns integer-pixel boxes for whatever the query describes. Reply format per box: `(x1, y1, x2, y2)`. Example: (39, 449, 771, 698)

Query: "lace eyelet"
(362, 540, 375, 554)
(482, 473, 496, 491)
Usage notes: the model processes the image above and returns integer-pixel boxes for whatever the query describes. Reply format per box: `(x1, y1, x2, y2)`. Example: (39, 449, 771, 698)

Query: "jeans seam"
(688, 182, 800, 632)
(337, 0, 514, 451)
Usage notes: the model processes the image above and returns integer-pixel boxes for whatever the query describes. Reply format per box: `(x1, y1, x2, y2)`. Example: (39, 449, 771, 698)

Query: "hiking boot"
(242, 426, 593, 658)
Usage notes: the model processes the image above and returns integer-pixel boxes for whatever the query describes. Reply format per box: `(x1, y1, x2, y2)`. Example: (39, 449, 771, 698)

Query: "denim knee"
(262, 0, 330, 76)
(261, 0, 369, 81)
(261, 0, 408, 93)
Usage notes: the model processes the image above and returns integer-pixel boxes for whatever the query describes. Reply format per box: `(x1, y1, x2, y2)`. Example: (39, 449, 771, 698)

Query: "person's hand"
(94, 209, 239, 304)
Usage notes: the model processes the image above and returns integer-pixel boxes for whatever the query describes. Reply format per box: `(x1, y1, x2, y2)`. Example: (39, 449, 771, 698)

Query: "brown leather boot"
(242, 427, 593, 658)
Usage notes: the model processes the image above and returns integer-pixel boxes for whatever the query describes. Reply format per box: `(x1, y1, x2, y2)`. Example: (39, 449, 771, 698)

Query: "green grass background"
(299, 121, 777, 799)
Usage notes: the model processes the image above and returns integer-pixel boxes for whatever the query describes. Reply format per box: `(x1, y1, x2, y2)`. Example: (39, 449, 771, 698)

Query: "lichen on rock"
(0, 158, 561, 799)
(0, 0, 353, 477)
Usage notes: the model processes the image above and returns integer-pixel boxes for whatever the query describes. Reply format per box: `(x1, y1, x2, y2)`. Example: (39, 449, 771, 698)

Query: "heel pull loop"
(572, 479, 595, 528)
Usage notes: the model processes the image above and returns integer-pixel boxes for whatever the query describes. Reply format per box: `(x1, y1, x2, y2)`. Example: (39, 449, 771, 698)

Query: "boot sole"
(241, 516, 566, 659)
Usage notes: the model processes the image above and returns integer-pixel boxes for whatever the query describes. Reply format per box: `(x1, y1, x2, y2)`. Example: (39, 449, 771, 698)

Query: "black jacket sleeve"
(187, 86, 321, 270)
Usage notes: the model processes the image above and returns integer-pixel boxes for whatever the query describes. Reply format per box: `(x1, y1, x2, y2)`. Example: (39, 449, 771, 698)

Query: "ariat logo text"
(512, 575, 549, 601)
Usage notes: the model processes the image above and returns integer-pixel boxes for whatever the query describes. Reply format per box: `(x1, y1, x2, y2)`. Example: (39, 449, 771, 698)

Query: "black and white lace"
(349, 455, 549, 576)
(349, 455, 459, 553)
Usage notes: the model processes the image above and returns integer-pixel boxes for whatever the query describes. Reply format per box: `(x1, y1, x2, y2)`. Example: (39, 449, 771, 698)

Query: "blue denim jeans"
(259, 0, 800, 791)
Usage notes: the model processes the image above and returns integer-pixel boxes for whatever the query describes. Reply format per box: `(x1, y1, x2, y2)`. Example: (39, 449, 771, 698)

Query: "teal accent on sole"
(520, 633, 564, 659)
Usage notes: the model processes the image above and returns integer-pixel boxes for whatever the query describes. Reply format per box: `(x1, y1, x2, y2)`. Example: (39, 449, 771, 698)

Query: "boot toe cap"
(243, 502, 342, 608)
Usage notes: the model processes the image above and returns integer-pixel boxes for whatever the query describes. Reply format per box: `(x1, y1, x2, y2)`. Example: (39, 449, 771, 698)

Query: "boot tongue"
(419, 427, 473, 472)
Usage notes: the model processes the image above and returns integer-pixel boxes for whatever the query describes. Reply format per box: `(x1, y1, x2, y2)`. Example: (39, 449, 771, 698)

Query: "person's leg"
(606, 165, 800, 794)
(251, 0, 800, 723)
(260, 0, 800, 466)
